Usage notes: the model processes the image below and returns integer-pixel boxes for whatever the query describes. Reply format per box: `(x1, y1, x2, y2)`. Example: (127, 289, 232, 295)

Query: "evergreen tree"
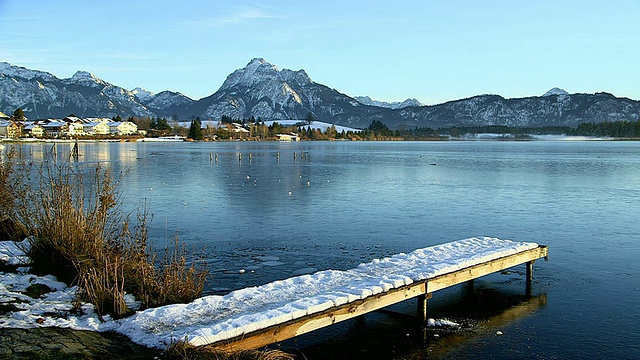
(188, 117, 203, 140)
(368, 120, 389, 132)
(12, 108, 25, 121)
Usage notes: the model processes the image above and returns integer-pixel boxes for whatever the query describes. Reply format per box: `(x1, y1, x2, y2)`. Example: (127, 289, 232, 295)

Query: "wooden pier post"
(417, 292, 432, 321)
(526, 260, 534, 295)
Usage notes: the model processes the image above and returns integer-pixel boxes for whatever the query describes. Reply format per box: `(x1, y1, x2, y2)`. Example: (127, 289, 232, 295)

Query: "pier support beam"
(526, 260, 535, 295)
(417, 293, 432, 321)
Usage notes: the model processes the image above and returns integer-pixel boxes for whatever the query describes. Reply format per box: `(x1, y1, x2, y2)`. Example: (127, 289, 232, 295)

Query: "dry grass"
(2, 148, 208, 318)
(163, 342, 296, 360)
(0, 146, 17, 221)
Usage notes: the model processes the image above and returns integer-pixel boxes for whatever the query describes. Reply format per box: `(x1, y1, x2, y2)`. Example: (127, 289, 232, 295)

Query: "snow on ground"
(528, 134, 611, 141)
(261, 120, 363, 133)
(175, 119, 362, 133)
(0, 238, 30, 266)
(0, 237, 537, 349)
(458, 133, 611, 141)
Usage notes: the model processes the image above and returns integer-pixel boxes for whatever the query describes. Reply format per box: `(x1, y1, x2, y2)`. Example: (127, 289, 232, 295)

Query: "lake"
(16, 140, 640, 359)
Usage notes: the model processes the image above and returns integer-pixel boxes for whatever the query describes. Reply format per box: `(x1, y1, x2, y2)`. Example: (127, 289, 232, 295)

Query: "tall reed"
(4, 150, 208, 318)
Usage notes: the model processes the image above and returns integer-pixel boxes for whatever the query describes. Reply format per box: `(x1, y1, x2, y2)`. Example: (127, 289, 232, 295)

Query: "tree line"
(111, 114, 640, 140)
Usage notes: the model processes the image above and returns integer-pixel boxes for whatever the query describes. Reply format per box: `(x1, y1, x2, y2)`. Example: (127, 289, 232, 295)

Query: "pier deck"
(121, 237, 548, 350)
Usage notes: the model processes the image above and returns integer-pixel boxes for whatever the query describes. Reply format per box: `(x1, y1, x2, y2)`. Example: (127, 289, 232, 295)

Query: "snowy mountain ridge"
(354, 96, 423, 109)
(1, 59, 639, 129)
(0, 61, 154, 119)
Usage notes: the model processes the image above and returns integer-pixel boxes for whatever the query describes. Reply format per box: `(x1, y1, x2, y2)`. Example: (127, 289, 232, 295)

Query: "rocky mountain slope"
(0, 62, 154, 119)
(1, 59, 639, 129)
(163, 58, 379, 123)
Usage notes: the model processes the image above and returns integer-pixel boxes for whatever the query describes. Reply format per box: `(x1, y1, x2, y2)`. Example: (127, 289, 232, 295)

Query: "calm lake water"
(16, 140, 640, 359)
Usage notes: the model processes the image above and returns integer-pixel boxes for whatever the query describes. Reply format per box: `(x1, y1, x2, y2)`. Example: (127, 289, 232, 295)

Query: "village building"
(67, 121, 86, 136)
(276, 133, 300, 142)
(62, 116, 83, 124)
(42, 121, 68, 138)
(83, 120, 111, 135)
(108, 121, 138, 135)
(23, 122, 45, 138)
(0, 121, 24, 138)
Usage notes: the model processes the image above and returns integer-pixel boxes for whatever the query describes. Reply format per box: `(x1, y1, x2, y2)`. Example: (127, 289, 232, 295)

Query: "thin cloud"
(218, 8, 279, 24)
(103, 53, 151, 61)
(180, 3, 284, 29)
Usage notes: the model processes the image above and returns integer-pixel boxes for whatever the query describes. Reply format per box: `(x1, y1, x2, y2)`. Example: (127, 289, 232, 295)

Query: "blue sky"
(1, 0, 638, 104)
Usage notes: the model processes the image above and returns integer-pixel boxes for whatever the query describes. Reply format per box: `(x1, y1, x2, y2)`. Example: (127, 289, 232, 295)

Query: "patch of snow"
(262, 119, 362, 133)
(529, 135, 611, 141)
(0, 238, 31, 266)
(427, 318, 460, 327)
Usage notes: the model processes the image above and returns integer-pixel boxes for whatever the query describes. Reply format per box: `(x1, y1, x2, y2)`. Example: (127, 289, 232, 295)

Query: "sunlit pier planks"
(193, 243, 548, 351)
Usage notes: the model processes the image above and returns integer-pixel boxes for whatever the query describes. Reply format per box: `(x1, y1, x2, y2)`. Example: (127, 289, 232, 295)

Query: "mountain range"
(1, 58, 639, 129)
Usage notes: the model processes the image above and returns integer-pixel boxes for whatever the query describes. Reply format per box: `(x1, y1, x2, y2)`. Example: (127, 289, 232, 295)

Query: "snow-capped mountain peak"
(132, 87, 155, 102)
(219, 58, 282, 90)
(247, 57, 277, 71)
(543, 87, 569, 97)
(68, 70, 106, 88)
(70, 70, 98, 81)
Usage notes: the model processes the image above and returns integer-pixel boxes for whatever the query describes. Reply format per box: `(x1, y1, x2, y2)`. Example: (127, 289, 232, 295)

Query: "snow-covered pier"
(115, 237, 548, 350)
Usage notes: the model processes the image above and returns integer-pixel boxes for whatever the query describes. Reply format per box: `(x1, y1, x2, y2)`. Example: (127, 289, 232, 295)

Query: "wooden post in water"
(70, 140, 79, 160)
(526, 260, 535, 295)
(417, 292, 432, 321)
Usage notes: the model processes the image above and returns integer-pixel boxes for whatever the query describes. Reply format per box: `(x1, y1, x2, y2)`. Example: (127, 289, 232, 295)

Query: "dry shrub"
(164, 341, 295, 360)
(0, 146, 28, 242)
(11, 157, 208, 318)
(0, 146, 18, 221)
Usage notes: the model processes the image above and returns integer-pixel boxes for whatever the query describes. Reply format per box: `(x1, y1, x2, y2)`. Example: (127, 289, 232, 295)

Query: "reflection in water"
(417, 293, 548, 359)
(290, 283, 548, 360)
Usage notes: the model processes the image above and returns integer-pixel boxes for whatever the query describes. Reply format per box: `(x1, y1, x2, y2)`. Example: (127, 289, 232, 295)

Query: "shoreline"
(1, 136, 634, 144)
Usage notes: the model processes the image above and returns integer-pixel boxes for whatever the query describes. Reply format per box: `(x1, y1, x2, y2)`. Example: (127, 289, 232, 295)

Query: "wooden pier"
(209, 245, 548, 351)
(186, 240, 548, 351)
